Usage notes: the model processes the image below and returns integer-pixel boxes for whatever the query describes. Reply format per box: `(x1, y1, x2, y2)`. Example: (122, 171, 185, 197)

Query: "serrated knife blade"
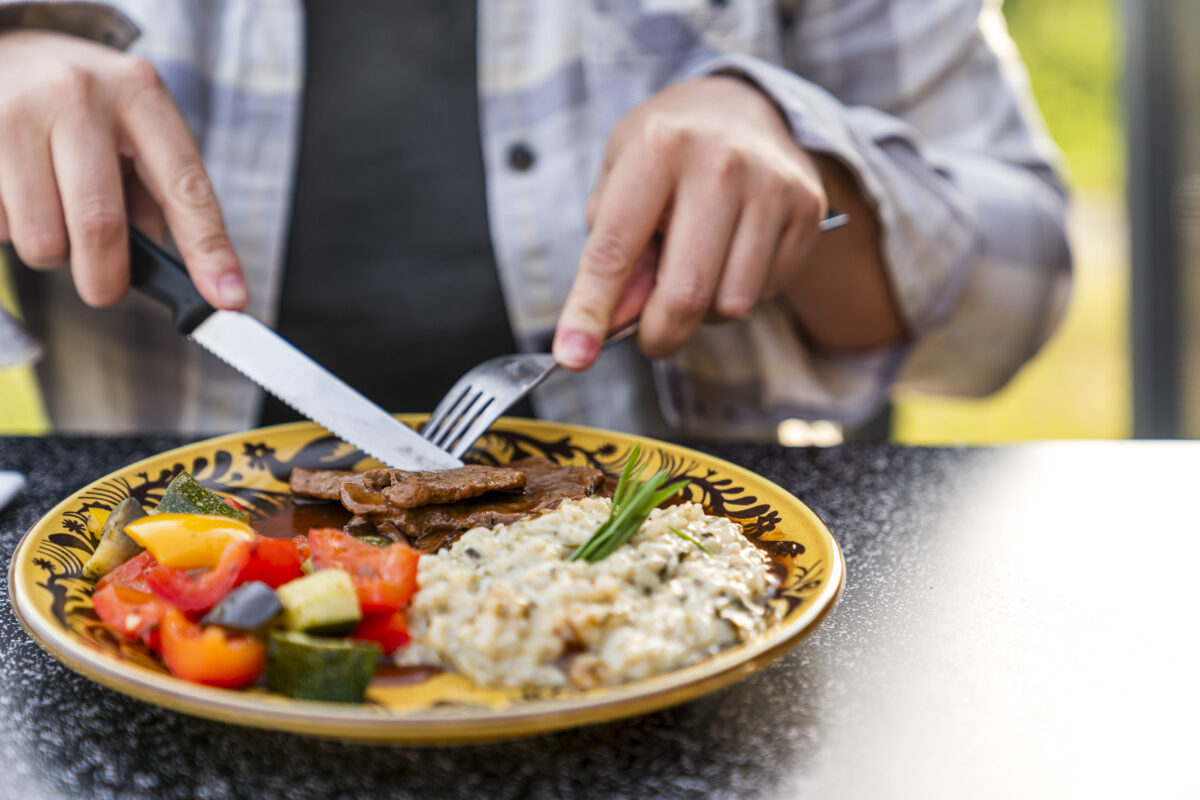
(127, 228, 461, 470)
(192, 311, 461, 469)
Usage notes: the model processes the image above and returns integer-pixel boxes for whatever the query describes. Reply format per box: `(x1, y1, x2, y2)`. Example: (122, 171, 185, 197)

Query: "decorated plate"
(8, 417, 843, 744)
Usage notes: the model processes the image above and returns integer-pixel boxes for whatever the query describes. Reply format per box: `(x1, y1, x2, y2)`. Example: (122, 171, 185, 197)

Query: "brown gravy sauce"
(250, 498, 350, 540)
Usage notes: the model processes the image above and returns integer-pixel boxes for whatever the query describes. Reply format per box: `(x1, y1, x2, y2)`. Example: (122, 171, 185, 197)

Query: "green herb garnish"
(571, 444, 690, 563)
(668, 526, 713, 556)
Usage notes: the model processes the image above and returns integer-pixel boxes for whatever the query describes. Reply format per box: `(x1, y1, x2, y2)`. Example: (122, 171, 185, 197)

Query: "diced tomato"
(92, 584, 171, 651)
(159, 608, 265, 688)
(240, 537, 304, 588)
(95, 550, 159, 594)
(307, 528, 419, 614)
(146, 538, 253, 613)
(353, 610, 410, 654)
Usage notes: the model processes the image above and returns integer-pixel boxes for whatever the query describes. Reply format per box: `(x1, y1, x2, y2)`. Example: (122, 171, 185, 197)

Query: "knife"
(127, 227, 462, 470)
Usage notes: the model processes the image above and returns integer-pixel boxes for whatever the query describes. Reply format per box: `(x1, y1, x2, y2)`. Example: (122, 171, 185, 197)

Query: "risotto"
(397, 496, 775, 689)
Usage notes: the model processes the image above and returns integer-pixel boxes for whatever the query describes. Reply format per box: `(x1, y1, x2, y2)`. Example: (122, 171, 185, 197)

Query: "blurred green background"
(0, 0, 1127, 440)
(895, 0, 1128, 443)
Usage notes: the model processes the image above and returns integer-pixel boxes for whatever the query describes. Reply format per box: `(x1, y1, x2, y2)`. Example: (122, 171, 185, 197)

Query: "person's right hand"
(0, 29, 246, 309)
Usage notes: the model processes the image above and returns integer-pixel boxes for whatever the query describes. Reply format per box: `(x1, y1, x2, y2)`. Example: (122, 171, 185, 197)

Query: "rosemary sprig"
(571, 444, 690, 563)
(668, 526, 713, 556)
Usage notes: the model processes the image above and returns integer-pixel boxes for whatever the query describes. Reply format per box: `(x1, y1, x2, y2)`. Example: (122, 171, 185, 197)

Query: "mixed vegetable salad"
(85, 471, 418, 702)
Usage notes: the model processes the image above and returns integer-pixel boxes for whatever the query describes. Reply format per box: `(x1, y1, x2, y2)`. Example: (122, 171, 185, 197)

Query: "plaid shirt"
(0, 0, 1070, 438)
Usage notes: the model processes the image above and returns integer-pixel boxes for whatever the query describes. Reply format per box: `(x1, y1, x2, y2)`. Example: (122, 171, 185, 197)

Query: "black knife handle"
(128, 227, 215, 334)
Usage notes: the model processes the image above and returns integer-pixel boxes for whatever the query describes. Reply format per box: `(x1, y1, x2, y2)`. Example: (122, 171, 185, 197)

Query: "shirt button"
(507, 142, 536, 171)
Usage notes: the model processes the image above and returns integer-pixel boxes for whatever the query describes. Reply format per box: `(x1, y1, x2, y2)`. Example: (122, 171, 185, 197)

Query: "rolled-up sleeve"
(660, 0, 1071, 433)
(0, 1, 138, 46)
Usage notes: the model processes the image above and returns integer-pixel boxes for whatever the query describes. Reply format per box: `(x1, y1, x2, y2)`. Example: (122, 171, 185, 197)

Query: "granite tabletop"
(1, 435, 1197, 800)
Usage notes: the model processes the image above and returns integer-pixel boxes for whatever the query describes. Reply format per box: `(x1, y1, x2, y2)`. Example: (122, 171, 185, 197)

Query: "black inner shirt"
(261, 0, 523, 425)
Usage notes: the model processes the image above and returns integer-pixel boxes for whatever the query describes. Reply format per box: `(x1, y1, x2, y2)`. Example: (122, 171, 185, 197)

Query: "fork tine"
(423, 380, 474, 444)
(434, 390, 493, 452)
(448, 397, 506, 459)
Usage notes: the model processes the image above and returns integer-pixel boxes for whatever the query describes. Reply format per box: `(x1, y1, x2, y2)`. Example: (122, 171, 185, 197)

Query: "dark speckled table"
(2, 436, 1198, 799)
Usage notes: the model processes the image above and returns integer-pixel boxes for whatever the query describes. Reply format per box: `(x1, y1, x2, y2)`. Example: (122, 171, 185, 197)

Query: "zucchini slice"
(266, 631, 381, 703)
(156, 471, 249, 522)
(82, 497, 147, 580)
(275, 569, 361, 635)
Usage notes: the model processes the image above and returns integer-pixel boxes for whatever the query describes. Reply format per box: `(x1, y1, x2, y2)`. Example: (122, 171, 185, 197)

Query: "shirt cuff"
(0, 1, 139, 48)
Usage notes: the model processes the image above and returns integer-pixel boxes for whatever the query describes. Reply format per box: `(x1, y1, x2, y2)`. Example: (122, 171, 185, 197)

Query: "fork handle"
(604, 321, 640, 348)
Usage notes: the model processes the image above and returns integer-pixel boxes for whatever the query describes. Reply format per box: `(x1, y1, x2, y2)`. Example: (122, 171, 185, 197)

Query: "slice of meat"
(290, 468, 357, 500)
(369, 458, 606, 540)
(357, 469, 396, 491)
(340, 476, 393, 516)
(381, 465, 526, 508)
(323, 457, 607, 551)
(340, 464, 528, 514)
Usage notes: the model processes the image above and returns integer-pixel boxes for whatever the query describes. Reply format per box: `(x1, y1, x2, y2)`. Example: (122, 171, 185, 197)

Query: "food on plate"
(267, 631, 381, 702)
(157, 470, 250, 521)
(125, 513, 254, 569)
(201, 581, 284, 632)
(88, 470, 418, 701)
(276, 569, 363, 635)
(397, 496, 774, 689)
(82, 496, 146, 580)
(86, 451, 776, 703)
(292, 457, 607, 551)
(160, 608, 266, 688)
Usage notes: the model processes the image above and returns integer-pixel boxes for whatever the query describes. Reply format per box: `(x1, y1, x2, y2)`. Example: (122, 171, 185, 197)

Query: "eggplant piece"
(200, 580, 283, 633)
(82, 497, 148, 580)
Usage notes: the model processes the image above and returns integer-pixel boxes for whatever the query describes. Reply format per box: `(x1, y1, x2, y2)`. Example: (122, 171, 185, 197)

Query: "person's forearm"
(783, 155, 906, 353)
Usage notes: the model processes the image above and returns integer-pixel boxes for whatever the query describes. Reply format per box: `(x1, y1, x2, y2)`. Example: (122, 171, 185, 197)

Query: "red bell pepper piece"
(222, 497, 248, 513)
(241, 536, 304, 588)
(160, 608, 265, 688)
(146, 538, 253, 613)
(95, 550, 159, 595)
(92, 584, 171, 652)
(353, 610, 410, 654)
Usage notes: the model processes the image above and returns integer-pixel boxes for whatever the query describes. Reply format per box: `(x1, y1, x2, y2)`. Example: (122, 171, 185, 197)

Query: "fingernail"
(554, 329, 600, 369)
(217, 273, 247, 309)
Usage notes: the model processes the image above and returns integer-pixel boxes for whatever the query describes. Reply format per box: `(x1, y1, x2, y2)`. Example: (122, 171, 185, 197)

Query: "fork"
(422, 211, 851, 458)
(421, 323, 640, 458)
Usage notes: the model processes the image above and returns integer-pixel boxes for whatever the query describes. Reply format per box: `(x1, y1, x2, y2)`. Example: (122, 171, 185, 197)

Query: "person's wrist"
(703, 70, 793, 131)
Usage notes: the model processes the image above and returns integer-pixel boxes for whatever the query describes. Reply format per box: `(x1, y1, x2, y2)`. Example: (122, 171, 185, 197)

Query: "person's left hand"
(552, 75, 828, 369)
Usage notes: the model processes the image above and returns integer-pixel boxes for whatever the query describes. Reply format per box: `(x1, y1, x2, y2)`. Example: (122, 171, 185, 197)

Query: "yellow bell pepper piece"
(124, 514, 255, 569)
